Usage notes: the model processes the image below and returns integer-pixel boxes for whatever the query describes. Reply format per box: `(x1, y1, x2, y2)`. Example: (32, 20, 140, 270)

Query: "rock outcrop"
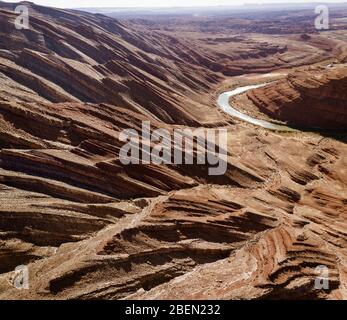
(0, 2, 346, 300)
(248, 65, 347, 130)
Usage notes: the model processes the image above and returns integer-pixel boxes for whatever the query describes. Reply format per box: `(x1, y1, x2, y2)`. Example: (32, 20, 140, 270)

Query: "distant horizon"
(1, 0, 347, 9)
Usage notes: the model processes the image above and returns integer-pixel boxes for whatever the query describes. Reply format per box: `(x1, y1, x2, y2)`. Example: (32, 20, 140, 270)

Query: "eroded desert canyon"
(0, 1, 346, 300)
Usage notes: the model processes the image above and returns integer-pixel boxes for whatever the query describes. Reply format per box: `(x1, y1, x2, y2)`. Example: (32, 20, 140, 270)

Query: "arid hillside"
(248, 64, 347, 130)
(0, 2, 346, 300)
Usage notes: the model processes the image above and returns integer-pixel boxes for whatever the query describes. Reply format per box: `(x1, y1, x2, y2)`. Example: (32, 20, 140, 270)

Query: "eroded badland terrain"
(0, 1, 346, 300)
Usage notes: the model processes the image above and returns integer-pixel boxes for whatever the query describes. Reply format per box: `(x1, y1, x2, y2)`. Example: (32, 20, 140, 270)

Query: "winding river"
(217, 83, 297, 132)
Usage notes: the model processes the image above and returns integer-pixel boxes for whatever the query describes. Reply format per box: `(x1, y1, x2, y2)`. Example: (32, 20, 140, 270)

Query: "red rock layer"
(0, 2, 346, 300)
(248, 65, 347, 130)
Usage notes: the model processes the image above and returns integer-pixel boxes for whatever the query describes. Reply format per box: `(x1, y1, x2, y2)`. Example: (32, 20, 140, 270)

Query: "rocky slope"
(0, 2, 346, 300)
(1, 130, 346, 300)
(247, 64, 347, 130)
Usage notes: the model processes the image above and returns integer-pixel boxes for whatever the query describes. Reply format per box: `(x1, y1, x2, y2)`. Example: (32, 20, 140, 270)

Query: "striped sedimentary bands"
(129, 226, 341, 300)
(247, 65, 347, 130)
(1, 133, 346, 300)
(0, 2, 346, 300)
